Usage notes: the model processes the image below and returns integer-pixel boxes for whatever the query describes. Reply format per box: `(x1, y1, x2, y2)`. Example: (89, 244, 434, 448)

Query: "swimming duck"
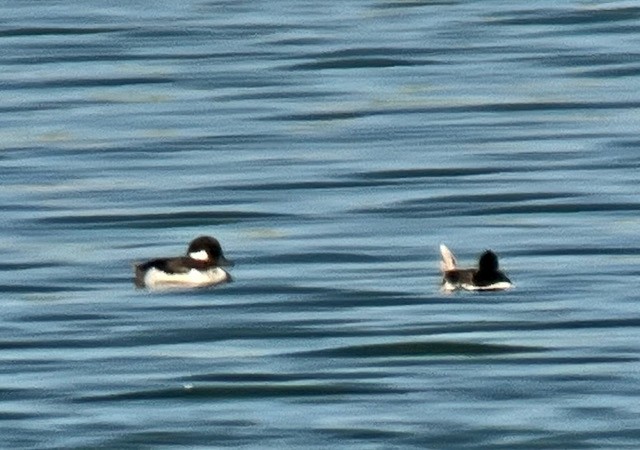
(134, 236, 233, 289)
(439, 244, 512, 291)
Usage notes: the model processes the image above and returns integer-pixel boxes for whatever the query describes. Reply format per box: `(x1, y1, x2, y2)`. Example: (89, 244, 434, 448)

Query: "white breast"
(143, 267, 229, 290)
(441, 280, 457, 292)
(441, 280, 513, 292)
(461, 281, 513, 291)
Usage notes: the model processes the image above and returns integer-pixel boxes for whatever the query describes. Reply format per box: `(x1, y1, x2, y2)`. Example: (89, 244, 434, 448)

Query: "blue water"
(2, 1, 640, 448)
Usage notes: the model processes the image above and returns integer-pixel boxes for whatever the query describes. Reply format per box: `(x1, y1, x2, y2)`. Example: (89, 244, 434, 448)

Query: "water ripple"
(75, 382, 406, 403)
(34, 210, 292, 229)
(488, 6, 640, 26)
(300, 341, 545, 358)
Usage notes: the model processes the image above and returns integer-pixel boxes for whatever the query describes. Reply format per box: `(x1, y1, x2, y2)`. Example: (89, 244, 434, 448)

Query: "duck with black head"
(134, 236, 234, 290)
(439, 244, 512, 292)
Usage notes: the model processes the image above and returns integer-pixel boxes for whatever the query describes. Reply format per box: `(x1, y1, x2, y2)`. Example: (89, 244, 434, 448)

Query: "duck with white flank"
(439, 244, 512, 291)
(135, 236, 233, 289)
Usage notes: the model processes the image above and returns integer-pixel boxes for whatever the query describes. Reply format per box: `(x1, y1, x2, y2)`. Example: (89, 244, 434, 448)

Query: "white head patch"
(189, 249, 209, 261)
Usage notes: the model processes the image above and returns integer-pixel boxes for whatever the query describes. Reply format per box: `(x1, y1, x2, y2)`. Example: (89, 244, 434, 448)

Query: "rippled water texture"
(2, 1, 640, 448)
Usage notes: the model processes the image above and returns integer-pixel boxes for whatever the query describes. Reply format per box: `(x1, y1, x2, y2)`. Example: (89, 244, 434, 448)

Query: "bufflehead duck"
(134, 236, 233, 289)
(439, 244, 512, 292)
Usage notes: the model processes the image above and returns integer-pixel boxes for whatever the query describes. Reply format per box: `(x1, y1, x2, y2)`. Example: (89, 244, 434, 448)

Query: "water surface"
(2, 1, 640, 448)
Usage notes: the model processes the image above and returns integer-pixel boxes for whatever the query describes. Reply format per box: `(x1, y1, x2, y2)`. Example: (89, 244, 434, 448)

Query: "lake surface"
(2, 1, 640, 448)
